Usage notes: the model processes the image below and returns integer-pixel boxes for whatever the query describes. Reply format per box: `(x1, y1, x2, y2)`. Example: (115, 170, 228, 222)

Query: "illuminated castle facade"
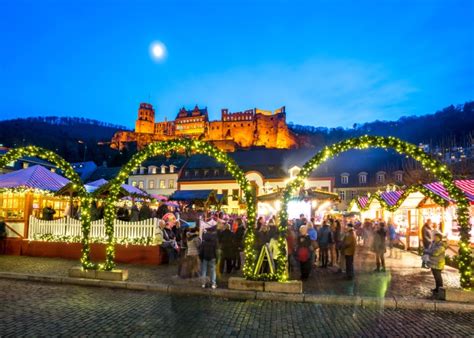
(111, 103, 299, 151)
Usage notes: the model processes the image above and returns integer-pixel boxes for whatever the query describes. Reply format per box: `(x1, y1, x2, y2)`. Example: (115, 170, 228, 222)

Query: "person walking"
(342, 223, 356, 280)
(317, 221, 332, 268)
(425, 231, 447, 295)
(200, 226, 218, 289)
(421, 219, 433, 268)
(373, 222, 387, 272)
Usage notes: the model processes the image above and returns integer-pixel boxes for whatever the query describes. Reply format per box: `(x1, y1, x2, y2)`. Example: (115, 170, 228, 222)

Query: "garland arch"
(100, 139, 258, 276)
(278, 136, 471, 288)
(0, 146, 97, 269)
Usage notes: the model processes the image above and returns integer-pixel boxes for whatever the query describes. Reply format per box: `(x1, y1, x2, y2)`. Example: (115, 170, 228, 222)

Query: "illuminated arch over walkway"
(277, 136, 471, 288)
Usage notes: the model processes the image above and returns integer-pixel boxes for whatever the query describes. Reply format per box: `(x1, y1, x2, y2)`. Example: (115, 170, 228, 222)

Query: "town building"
(0, 146, 57, 174)
(127, 156, 186, 197)
(111, 103, 299, 151)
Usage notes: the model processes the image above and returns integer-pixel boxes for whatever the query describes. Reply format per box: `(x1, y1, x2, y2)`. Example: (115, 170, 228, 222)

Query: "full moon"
(150, 41, 166, 61)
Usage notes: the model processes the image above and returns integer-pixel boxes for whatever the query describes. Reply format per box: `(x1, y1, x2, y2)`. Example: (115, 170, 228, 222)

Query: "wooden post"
(23, 192, 33, 239)
(406, 210, 411, 250)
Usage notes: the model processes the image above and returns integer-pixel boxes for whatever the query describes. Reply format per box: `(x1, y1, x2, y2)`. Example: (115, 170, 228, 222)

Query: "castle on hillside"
(111, 103, 299, 151)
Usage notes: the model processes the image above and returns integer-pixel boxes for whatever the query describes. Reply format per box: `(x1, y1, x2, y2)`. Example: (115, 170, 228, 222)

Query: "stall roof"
(257, 188, 338, 202)
(0, 165, 70, 192)
(424, 180, 474, 204)
(379, 190, 404, 207)
(170, 189, 224, 202)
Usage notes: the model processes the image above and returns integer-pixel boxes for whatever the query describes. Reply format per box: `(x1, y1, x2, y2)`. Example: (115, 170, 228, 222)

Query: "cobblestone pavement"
(1, 279, 472, 337)
(0, 246, 461, 299)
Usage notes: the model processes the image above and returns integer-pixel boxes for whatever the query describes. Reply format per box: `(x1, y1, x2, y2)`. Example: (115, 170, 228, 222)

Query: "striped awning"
(358, 196, 369, 209)
(0, 165, 70, 192)
(379, 190, 404, 207)
(423, 180, 474, 204)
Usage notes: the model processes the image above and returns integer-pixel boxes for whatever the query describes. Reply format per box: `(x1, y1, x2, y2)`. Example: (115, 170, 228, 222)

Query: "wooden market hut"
(0, 165, 71, 238)
(169, 189, 226, 212)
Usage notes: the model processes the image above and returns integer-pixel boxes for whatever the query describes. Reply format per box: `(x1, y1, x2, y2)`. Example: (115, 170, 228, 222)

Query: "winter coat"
(200, 231, 218, 261)
(256, 230, 272, 249)
(186, 234, 201, 257)
(234, 226, 245, 251)
(373, 227, 387, 253)
(426, 240, 447, 270)
(130, 206, 140, 222)
(139, 205, 152, 220)
(219, 229, 235, 258)
(343, 229, 356, 256)
(317, 225, 332, 248)
(422, 223, 433, 249)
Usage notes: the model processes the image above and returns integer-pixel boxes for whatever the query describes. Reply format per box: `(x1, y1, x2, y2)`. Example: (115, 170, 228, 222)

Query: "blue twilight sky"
(0, 0, 472, 128)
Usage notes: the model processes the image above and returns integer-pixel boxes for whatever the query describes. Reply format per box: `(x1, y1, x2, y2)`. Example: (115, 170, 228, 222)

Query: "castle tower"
(135, 103, 155, 134)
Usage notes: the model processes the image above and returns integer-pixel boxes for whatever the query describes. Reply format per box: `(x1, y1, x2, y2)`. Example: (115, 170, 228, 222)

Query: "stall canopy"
(0, 165, 70, 192)
(56, 178, 149, 198)
(170, 189, 225, 204)
(257, 188, 339, 202)
(424, 180, 474, 204)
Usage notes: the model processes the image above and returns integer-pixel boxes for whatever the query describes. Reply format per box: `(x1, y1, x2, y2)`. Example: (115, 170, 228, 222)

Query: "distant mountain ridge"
(0, 102, 472, 165)
(289, 101, 474, 148)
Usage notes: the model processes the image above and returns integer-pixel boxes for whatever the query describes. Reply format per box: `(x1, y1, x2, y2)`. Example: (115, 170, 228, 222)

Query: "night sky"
(1, 0, 472, 128)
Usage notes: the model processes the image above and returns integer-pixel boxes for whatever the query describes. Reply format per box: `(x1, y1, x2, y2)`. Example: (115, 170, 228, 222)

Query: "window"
(185, 170, 190, 177)
(50, 168, 56, 173)
(376, 172, 386, 184)
(320, 186, 329, 192)
(138, 181, 144, 189)
(161, 166, 166, 174)
(194, 170, 199, 176)
(159, 180, 166, 189)
(341, 174, 349, 184)
(148, 180, 155, 189)
(170, 165, 175, 173)
(395, 172, 403, 182)
(131, 181, 137, 187)
(139, 167, 145, 174)
(232, 189, 239, 200)
(168, 179, 175, 189)
(214, 169, 219, 176)
(22, 162, 29, 169)
(221, 189, 228, 197)
(204, 169, 209, 176)
(359, 173, 367, 184)
(339, 190, 346, 201)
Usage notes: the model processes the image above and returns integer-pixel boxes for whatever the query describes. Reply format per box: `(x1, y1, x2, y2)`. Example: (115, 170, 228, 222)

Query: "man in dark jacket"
(200, 226, 218, 289)
(42, 205, 56, 220)
(218, 223, 235, 274)
(421, 219, 433, 268)
(373, 222, 387, 272)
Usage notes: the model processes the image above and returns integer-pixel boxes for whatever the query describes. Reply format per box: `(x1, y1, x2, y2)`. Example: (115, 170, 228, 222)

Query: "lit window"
(194, 170, 199, 176)
(159, 180, 166, 189)
(214, 169, 219, 176)
(149, 180, 155, 189)
(161, 166, 166, 174)
(170, 165, 175, 173)
(138, 181, 144, 189)
(150, 167, 157, 174)
(395, 172, 403, 182)
(22, 162, 29, 169)
(204, 169, 209, 176)
(132, 181, 137, 187)
(339, 190, 346, 201)
(50, 168, 56, 173)
(168, 179, 175, 189)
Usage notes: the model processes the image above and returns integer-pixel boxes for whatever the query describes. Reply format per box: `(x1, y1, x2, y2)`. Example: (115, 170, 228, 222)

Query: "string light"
(278, 136, 472, 288)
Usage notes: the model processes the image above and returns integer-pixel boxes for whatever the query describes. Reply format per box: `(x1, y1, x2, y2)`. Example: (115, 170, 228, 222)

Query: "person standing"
(387, 219, 397, 258)
(0, 216, 7, 254)
(219, 223, 235, 274)
(421, 219, 433, 268)
(139, 202, 152, 221)
(425, 231, 447, 295)
(130, 203, 140, 222)
(42, 205, 56, 220)
(297, 226, 312, 280)
(373, 222, 387, 272)
(317, 221, 332, 268)
(233, 218, 245, 271)
(343, 223, 356, 279)
(185, 228, 201, 278)
(200, 226, 218, 289)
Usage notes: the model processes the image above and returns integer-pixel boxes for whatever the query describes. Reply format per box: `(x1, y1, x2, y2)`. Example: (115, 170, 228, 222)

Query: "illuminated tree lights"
(278, 136, 472, 288)
(1, 138, 470, 288)
(104, 139, 258, 275)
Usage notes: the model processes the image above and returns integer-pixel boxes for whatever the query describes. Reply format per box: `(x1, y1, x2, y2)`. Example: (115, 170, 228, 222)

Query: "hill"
(0, 116, 131, 165)
(289, 101, 474, 148)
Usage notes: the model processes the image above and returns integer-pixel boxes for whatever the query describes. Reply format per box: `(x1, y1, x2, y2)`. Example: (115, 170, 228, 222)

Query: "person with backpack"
(297, 225, 312, 280)
(317, 221, 332, 268)
(200, 226, 218, 289)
